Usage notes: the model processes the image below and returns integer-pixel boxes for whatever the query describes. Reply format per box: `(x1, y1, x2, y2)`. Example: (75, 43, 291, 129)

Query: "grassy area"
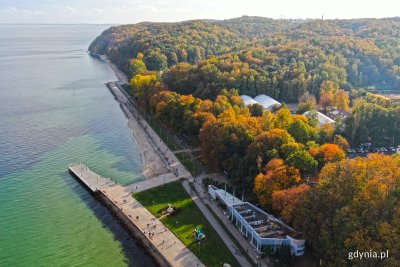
(203, 201, 257, 267)
(133, 182, 240, 267)
(175, 153, 200, 177)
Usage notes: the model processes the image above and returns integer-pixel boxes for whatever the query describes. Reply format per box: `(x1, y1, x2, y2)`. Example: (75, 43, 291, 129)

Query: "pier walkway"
(68, 163, 204, 267)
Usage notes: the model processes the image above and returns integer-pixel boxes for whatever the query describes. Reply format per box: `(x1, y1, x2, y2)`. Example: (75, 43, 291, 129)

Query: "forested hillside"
(90, 16, 400, 102)
(90, 17, 400, 264)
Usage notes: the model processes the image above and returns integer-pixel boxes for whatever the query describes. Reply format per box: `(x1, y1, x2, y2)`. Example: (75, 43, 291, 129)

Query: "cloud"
(5, 7, 18, 13)
(92, 8, 103, 14)
(138, 4, 158, 13)
(66, 5, 77, 14)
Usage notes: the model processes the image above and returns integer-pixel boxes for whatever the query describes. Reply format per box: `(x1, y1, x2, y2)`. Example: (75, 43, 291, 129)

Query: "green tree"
(287, 119, 310, 144)
(144, 51, 168, 71)
(274, 106, 293, 129)
(286, 150, 318, 174)
(129, 58, 146, 77)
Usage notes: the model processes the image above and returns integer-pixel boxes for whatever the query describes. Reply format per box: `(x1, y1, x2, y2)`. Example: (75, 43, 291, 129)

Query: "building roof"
(232, 203, 298, 239)
(303, 110, 335, 127)
(240, 95, 259, 106)
(239, 94, 281, 111)
(254, 94, 281, 111)
(213, 187, 243, 207)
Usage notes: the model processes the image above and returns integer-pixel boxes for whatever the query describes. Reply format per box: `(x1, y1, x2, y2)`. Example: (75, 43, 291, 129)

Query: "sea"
(0, 24, 156, 267)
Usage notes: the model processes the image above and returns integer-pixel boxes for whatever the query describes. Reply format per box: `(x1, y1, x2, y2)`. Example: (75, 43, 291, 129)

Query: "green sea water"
(0, 25, 156, 266)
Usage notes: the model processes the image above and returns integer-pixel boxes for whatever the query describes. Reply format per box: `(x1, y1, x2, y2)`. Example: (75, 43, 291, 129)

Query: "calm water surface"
(0, 24, 156, 267)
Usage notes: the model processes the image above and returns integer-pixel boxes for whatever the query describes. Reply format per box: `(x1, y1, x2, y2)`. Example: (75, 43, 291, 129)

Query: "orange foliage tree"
(254, 158, 301, 208)
(293, 154, 400, 266)
(310, 143, 345, 165)
(271, 184, 310, 224)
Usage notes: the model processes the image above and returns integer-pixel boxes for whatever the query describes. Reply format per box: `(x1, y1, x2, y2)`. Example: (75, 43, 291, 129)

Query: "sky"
(0, 0, 399, 24)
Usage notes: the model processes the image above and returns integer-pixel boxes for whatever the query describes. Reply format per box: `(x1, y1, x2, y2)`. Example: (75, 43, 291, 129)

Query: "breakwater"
(68, 163, 204, 267)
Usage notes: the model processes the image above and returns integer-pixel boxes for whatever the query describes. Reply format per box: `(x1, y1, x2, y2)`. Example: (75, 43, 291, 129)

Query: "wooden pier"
(68, 163, 204, 267)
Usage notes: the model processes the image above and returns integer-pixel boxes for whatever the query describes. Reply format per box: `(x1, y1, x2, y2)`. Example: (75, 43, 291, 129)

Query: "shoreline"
(89, 51, 128, 82)
(68, 163, 204, 267)
(106, 82, 170, 179)
(90, 51, 169, 179)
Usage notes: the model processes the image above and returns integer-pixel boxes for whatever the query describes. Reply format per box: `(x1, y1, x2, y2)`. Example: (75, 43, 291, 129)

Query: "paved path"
(182, 181, 253, 267)
(104, 185, 204, 267)
(191, 179, 270, 267)
(108, 82, 191, 181)
(108, 83, 257, 266)
(69, 163, 204, 267)
(172, 148, 202, 154)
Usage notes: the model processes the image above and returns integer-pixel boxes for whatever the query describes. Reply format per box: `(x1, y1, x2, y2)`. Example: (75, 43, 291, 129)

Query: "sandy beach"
(100, 55, 129, 83)
(93, 53, 168, 178)
(99, 55, 192, 182)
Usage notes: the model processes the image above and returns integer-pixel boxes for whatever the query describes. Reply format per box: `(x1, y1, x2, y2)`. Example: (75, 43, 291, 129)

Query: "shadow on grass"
(134, 181, 241, 267)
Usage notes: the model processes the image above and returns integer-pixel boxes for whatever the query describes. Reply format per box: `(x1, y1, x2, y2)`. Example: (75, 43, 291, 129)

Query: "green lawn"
(175, 153, 200, 177)
(133, 182, 240, 267)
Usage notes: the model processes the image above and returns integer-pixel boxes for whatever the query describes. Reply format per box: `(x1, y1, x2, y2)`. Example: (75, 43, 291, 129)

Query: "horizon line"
(0, 15, 399, 26)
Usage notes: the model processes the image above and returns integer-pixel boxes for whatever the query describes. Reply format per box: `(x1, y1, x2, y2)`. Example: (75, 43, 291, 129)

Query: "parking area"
(347, 145, 400, 157)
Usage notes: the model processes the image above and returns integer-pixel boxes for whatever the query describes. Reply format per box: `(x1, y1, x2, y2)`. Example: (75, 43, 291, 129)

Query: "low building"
(208, 185, 306, 256)
(254, 94, 282, 111)
(240, 94, 282, 111)
(328, 109, 349, 121)
(303, 110, 335, 127)
(240, 95, 259, 106)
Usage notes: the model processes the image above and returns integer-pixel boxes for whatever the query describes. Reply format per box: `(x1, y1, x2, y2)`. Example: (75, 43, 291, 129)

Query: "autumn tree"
(310, 143, 345, 165)
(318, 123, 335, 144)
(254, 158, 301, 208)
(130, 74, 163, 106)
(332, 89, 350, 111)
(319, 80, 335, 112)
(247, 129, 295, 173)
(200, 106, 262, 176)
(271, 184, 310, 224)
(333, 135, 349, 151)
(129, 57, 146, 77)
(293, 154, 400, 266)
(274, 106, 293, 129)
(297, 92, 317, 114)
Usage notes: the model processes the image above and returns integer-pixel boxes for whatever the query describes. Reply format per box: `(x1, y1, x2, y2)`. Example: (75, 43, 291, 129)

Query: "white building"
(240, 94, 282, 111)
(240, 95, 259, 106)
(303, 110, 335, 127)
(208, 185, 306, 256)
(254, 94, 282, 111)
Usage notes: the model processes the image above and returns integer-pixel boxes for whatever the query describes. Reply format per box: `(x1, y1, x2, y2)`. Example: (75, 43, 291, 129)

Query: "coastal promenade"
(68, 163, 204, 267)
(107, 81, 192, 182)
(106, 81, 254, 267)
